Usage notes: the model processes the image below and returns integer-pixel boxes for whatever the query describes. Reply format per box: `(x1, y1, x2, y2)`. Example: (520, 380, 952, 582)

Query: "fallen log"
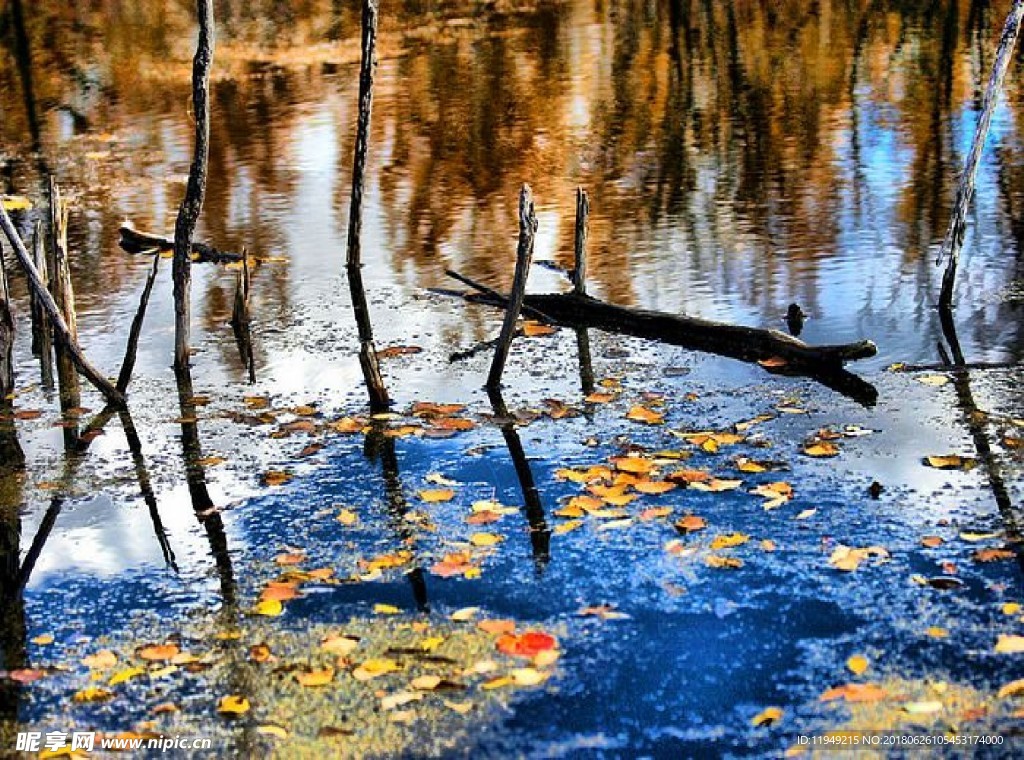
(119, 225, 242, 265)
(447, 271, 880, 406)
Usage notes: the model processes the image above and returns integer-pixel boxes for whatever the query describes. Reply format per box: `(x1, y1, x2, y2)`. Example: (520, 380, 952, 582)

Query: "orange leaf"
(139, 644, 180, 662)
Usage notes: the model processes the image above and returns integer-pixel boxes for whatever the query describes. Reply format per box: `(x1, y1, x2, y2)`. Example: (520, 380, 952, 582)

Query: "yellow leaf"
(1002, 603, 1022, 616)
(1, 195, 32, 211)
(374, 603, 401, 615)
(710, 533, 749, 550)
(418, 488, 455, 503)
(217, 695, 250, 715)
(31, 634, 54, 646)
(689, 478, 743, 492)
(995, 635, 1024, 654)
(626, 406, 664, 425)
(444, 699, 474, 714)
(803, 441, 839, 458)
(553, 520, 583, 535)
(522, 321, 557, 337)
(253, 599, 284, 617)
(420, 636, 444, 651)
(902, 700, 942, 714)
(470, 532, 503, 547)
(752, 706, 783, 727)
(336, 509, 359, 526)
(256, 725, 289, 738)
(925, 627, 949, 638)
(296, 666, 334, 687)
(450, 607, 480, 621)
(924, 455, 976, 470)
(108, 667, 146, 685)
(916, 374, 949, 386)
(510, 667, 548, 686)
(73, 686, 114, 703)
(353, 658, 401, 681)
(611, 456, 656, 474)
(846, 654, 869, 675)
(705, 555, 743, 569)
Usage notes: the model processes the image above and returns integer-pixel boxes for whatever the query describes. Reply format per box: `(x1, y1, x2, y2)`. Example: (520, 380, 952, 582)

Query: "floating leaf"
(632, 480, 676, 495)
(675, 515, 707, 534)
(802, 441, 839, 458)
(139, 643, 180, 661)
(689, 478, 743, 492)
(31, 634, 54, 646)
(412, 674, 443, 690)
(217, 695, 250, 715)
(496, 631, 557, 658)
(470, 532, 503, 547)
(925, 627, 949, 638)
(262, 470, 293, 486)
(510, 668, 548, 686)
(256, 725, 289, 739)
(973, 548, 1015, 563)
(1002, 603, 1022, 616)
(923, 455, 977, 470)
(73, 687, 114, 703)
(626, 406, 664, 425)
(1, 195, 32, 211)
(374, 603, 401, 615)
(478, 619, 516, 635)
(640, 507, 673, 520)
(705, 555, 743, 569)
(109, 666, 146, 685)
(752, 706, 783, 727)
(554, 520, 583, 535)
(450, 607, 480, 622)
(997, 679, 1024, 699)
(710, 533, 749, 550)
(377, 345, 423, 358)
(995, 635, 1024, 654)
(418, 489, 455, 503)
(82, 650, 118, 670)
(444, 699, 474, 714)
(296, 667, 334, 687)
(481, 676, 514, 690)
(846, 655, 869, 675)
(336, 509, 359, 526)
(523, 321, 557, 337)
(828, 545, 889, 572)
(321, 634, 359, 656)
(916, 374, 950, 387)
(253, 599, 284, 617)
(903, 700, 943, 714)
(611, 456, 656, 475)
(921, 536, 943, 548)
(381, 690, 423, 710)
(250, 644, 272, 663)
(353, 658, 401, 681)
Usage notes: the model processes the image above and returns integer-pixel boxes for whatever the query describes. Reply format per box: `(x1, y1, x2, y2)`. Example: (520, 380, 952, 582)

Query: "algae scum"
(3, 0, 1024, 756)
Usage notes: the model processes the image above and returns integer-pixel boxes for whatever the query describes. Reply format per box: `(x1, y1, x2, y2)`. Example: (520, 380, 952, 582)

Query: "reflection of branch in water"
(939, 312, 1023, 571)
(0, 460, 27, 731)
(174, 366, 237, 612)
(118, 410, 177, 572)
(487, 387, 550, 569)
(363, 428, 428, 612)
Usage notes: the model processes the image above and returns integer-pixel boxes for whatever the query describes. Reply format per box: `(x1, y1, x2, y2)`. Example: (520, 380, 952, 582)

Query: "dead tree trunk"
(29, 222, 53, 387)
(937, 1, 1024, 310)
(486, 185, 538, 389)
(0, 204, 125, 408)
(172, 0, 216, 371)
(47, 178, 80, 410)
(345, 0, 389, 412)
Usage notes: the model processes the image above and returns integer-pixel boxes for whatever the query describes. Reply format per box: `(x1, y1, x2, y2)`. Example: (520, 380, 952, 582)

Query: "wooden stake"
(938, 1, 1024, 310)
(48, 178, 80, 409)
(344, 0, 389, 412)
(116, 253, 160, 394)
(0, 204, 125, 408)
(486, 185, 538, 390)
(30, 222, 53, 387)
(0, 243, 15, 407)
(572, 188, 589, 296)
(230, 248, 255, 383)
(172, 0, 216, 371)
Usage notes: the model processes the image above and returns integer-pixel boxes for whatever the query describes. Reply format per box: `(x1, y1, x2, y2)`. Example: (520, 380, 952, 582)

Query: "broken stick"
(116, 253, 161, 394)
(0, 203, 125, 408)
(487, 185, 538, 390)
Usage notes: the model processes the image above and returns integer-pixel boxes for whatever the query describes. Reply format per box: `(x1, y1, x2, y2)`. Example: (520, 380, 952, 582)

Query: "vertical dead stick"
(172, 0, 216, 371)
(938, 1, 1024, 310)
(487, 185, 538, 390)
(0, 244, 15, 407)
(116, 254, 161, 394)
(30, 222, 53, 387)
(345, 0, 389, 412)
(0, 204, 125, 408)
(48, 178, 80, 409)
(572, 187, 589, 296)
(571, 188, 595, 394)
(231, 248, 255, 383)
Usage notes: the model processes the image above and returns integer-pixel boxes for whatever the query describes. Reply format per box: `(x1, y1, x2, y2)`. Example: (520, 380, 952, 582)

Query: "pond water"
(1, 1, 1024, 757)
